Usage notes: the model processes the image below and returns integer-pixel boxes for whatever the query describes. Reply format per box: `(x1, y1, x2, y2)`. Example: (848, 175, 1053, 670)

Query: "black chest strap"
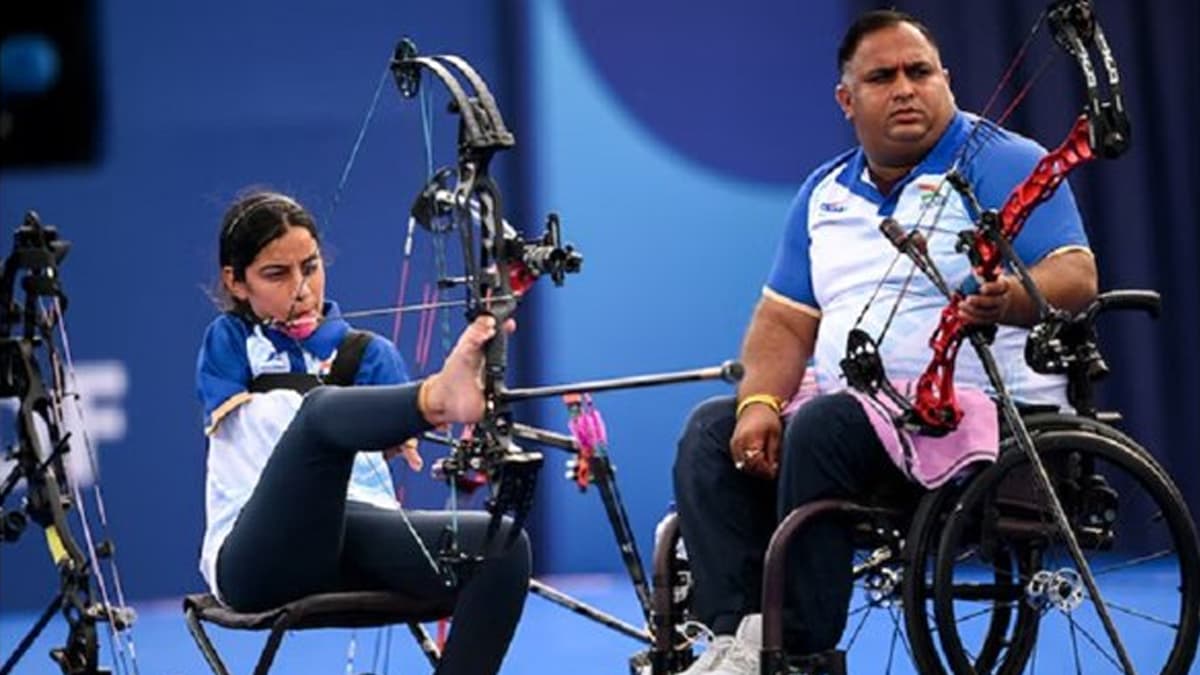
(247, 330, 373, 394)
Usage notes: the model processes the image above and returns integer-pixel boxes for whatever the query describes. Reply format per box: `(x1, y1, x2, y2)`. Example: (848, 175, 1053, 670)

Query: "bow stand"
(0, 213, 138, 675)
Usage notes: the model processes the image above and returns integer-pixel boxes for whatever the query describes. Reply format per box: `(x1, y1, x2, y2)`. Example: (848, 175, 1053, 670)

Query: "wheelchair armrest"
(1026, 289, 1159, 417)
(1083, 289, 1161, 324)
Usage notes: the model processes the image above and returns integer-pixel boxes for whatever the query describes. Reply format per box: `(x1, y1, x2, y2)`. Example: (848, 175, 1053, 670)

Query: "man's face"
(223, 225, 326, 332)
(836, 22, 955, 170)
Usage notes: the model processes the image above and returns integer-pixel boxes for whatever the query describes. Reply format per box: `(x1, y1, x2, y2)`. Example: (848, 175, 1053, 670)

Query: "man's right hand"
(730, 405, 782, 480)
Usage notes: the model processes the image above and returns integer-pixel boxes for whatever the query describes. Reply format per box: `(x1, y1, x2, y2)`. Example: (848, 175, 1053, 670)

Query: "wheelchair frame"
(647, 290, 1200, 675)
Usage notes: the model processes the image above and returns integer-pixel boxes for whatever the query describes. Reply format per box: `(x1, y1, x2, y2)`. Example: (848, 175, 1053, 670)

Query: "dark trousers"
(217, 385, 530, 675)
(673, 393, 911, 654)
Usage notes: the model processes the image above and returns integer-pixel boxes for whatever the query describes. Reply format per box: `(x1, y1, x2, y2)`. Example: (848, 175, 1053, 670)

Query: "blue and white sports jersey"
(766, 111, 1091, 407)
(195, 301, 410, 598)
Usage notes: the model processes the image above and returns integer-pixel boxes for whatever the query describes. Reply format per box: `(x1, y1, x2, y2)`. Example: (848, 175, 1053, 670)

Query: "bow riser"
(981, 114, 1095, 277)
(912, 302, 967, 430)
(912, 114, 1096, 432)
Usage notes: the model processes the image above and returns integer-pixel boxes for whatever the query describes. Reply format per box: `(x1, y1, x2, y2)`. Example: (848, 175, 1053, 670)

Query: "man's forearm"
(737, 298, 819, 403)
(1003, 249, 1099, 326)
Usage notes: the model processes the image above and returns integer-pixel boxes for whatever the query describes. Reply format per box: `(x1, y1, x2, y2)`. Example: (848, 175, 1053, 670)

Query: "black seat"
(183, 591, 454, 674)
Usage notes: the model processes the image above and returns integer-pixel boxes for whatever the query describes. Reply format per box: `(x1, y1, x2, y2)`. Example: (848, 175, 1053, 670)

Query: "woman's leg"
(339, 503, 531, 675)
(218, 384, 430, 611)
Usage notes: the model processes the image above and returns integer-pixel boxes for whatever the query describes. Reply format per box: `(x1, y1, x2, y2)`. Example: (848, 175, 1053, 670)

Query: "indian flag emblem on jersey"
(917, 181, 949, 209)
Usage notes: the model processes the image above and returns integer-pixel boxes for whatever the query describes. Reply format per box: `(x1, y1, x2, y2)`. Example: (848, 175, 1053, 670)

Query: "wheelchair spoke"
(1066, 615, 1125, 673)
(885, 622, 898, 674)
(1092, 549, 1174, 577)
(886, 606, 916, 666)
(371, 626, 391, 672)
(883, 614, 902, 672)
(953, 605, 1001, 625)
(960, 639, 981, 667)
(846, 602, 872, 618)
(1104, 599, 1180, 630)
(383, 624, 394, 673)
(1067, 616, 1084, 675)
(842, 602, 874, 651)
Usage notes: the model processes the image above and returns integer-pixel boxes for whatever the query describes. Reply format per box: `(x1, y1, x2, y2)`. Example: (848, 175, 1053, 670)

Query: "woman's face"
(223, 224, 325, 335)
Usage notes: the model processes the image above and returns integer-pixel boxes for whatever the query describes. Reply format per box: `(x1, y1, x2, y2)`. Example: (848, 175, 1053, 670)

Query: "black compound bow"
(0, 213, 138, 675)
(324, 40, 742, 665)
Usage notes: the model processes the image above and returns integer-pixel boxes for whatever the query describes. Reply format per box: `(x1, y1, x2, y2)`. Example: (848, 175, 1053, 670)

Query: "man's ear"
(835, 82, 853, 120)
(222, 266, 248, 302)
(943, 68, 956, 106)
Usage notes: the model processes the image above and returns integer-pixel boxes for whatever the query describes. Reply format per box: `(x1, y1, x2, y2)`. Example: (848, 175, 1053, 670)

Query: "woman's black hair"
(214, 189, 321, 313)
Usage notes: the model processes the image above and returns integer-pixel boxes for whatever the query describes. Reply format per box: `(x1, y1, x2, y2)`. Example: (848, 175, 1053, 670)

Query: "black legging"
(217, 384, 530, 675)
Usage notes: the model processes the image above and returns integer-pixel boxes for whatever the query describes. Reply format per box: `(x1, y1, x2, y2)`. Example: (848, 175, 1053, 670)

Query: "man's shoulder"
(963, 112, 1048, 167)
(803, 147, 857, 186)
(792, 147, 858, 206)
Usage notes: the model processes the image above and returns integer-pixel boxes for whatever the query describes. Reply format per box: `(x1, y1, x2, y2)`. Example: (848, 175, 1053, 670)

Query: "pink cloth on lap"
(784, 373, 998, 488)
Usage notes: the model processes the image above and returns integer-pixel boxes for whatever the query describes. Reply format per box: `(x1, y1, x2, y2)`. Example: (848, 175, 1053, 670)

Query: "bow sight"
(409, 170, 583, 294)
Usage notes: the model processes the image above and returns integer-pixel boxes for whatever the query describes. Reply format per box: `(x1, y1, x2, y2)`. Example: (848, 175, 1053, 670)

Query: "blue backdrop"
(524, 0, 852, 574)
(2, 0, 1194, 618)
(0, 0, 518, 609)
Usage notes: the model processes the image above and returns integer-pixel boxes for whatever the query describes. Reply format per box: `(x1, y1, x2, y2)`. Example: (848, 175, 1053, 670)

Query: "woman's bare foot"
(419, 315, 512, 425)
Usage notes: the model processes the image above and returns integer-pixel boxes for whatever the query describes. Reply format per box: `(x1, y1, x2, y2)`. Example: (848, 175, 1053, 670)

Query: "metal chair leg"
(184, 607, 231, 675)
(407, 622, 442, 668)
(253, 620, 289, 675)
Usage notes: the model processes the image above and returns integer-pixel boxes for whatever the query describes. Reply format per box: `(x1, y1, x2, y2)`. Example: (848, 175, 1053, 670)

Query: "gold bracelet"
(736, 393, 783, 419)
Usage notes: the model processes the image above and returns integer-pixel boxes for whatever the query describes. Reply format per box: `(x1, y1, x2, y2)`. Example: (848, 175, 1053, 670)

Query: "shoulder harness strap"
(248, 329, 372, 394)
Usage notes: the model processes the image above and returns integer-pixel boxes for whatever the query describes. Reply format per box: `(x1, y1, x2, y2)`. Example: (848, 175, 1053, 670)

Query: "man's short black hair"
(837, 9, 940, 76)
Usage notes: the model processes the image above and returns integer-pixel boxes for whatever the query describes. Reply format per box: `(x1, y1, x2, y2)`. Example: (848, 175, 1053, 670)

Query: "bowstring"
(409, 74, 465, 550)
(326, 58, 445, 593)
(389, 83, 436, 347)
(48, 298, 139, 675)
(324, 63, 392, 236)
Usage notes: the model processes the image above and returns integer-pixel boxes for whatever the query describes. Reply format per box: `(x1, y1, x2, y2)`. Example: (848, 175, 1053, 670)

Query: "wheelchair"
(649, 290, 1200, 674)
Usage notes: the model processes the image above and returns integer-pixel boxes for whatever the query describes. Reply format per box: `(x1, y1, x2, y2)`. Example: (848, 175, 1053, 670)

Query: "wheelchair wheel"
(931, 421, 1200, 674)
(902, 474, 1038, 675)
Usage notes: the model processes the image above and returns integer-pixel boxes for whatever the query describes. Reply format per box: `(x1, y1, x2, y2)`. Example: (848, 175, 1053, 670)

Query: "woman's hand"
(384, 438, 423, 471)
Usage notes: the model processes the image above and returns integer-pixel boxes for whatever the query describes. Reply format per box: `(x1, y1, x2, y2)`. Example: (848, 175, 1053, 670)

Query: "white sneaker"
(679, 614, 762, 675)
